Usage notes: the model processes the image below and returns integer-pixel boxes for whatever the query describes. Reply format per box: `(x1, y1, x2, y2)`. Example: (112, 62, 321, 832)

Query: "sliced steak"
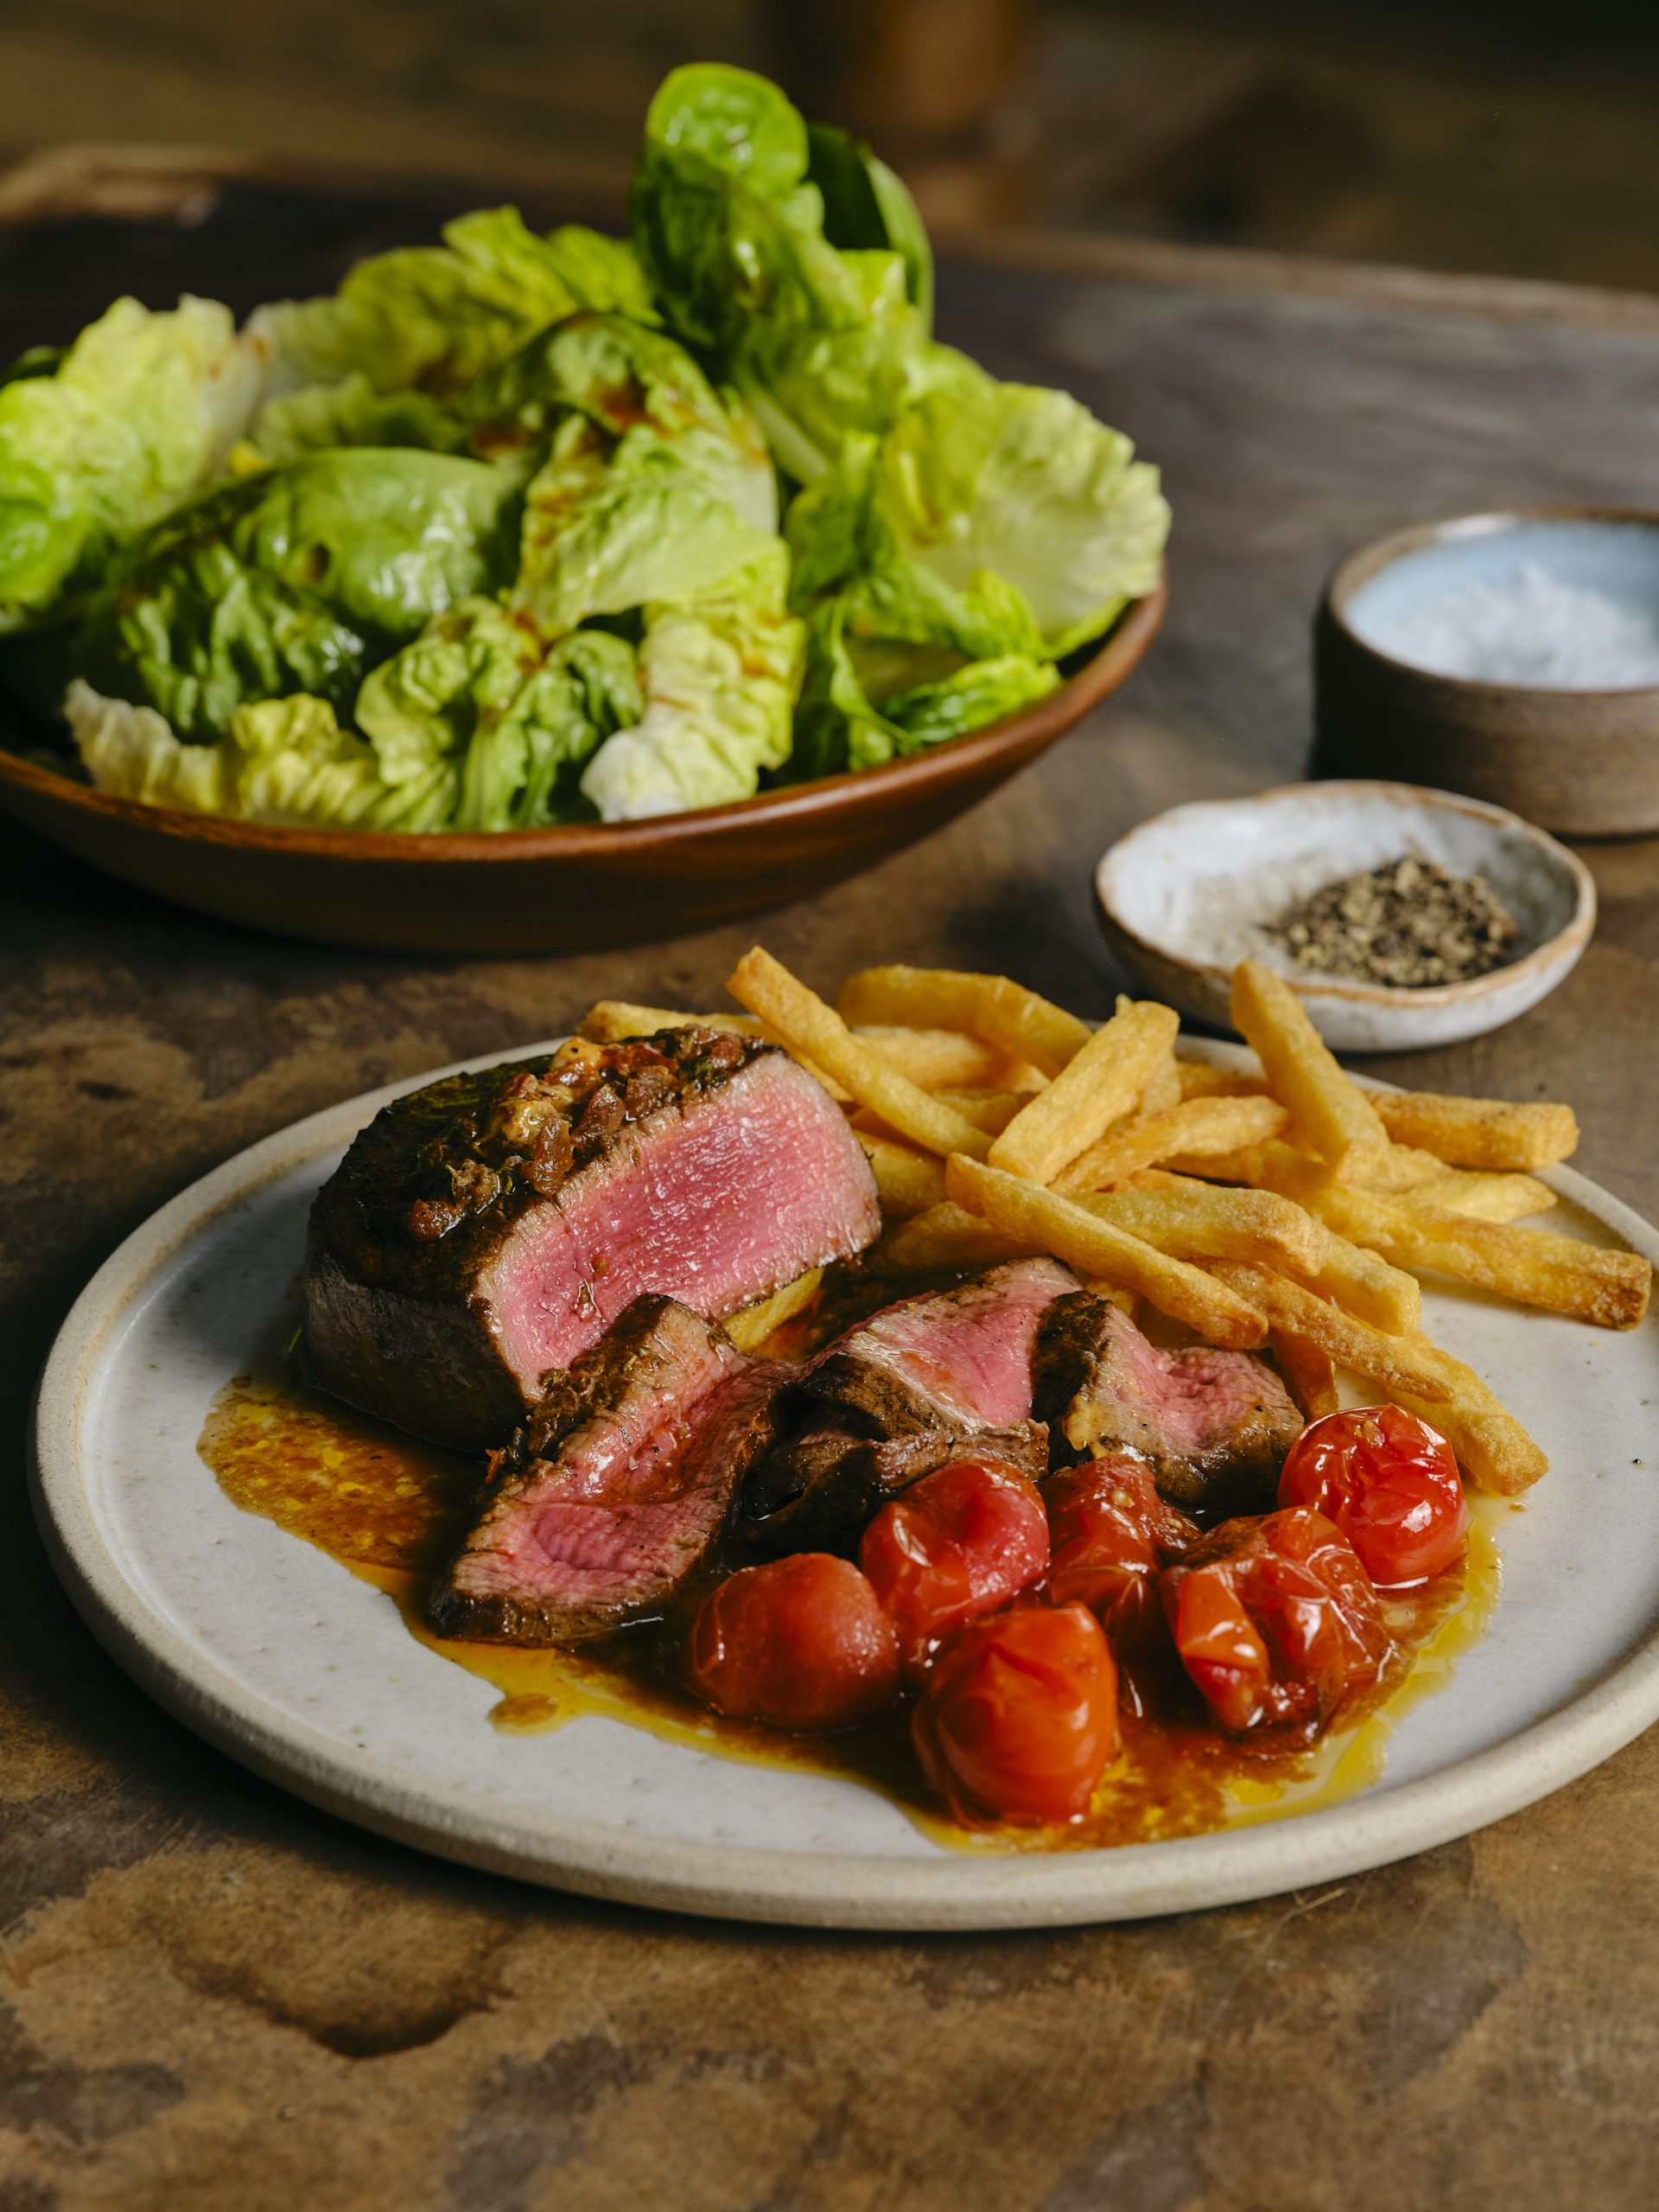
(305, 1027, 880, 1451)
(804, 1258, 1078, 1437)
(1035, 1293, 1304, 1517)
(738, 1414, 1050, 1560)
(427, 1295, 792, 1645)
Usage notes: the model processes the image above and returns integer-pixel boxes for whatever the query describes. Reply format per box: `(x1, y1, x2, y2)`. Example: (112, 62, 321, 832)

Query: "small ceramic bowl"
(1094, 779, 1596, 1052)
(1315, 506, 1659, 837)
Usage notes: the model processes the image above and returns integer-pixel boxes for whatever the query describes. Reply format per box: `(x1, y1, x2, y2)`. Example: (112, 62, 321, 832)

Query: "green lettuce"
(0, 295, 264, 631)
(79, 448, 518, 740)
(66, 681, 456, 830)
(580, 543, 804, 819)
(249, 374, 465, 466)
(355, 597, 640, 830)
(807, 123, 932, 329)
(251, 210, 658, 403)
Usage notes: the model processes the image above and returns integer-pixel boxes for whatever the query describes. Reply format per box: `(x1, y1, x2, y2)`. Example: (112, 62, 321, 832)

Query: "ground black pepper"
(1265, 855, 1518, 988)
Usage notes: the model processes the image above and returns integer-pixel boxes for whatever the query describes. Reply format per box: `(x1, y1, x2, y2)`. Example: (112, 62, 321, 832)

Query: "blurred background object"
(2, 0, 1658, 289)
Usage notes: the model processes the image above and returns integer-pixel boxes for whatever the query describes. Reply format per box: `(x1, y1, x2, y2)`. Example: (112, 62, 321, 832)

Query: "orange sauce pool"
(199, 1359, 1503, 1853)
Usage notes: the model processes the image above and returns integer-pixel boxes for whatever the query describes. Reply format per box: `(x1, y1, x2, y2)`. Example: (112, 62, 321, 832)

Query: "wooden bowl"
(1315, 507, 1659, 837)
(0, 580, 1164, 955)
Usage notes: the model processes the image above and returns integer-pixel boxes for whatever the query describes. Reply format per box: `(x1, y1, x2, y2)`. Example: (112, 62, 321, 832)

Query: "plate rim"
(29, 1038, 1659, 1930)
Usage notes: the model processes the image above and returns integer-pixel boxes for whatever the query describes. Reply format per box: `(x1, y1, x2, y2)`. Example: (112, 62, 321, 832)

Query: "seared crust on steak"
(737, 1417, 1050, 1560)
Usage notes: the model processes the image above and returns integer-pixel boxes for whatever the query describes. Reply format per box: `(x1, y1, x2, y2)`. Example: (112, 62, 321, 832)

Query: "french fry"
(580, 1000, 762, 1044)
(873, 1201, 1036, 1274)
(1392, 1339, 1549, 1495)
(1176, 1058, 1267, 1101)
(1402, 1171, 1558, 1224)
(949, 1155, 1268, 1348)
(836, 964, 1054, 1084)
(1371, 1090, 1580, 1171)
(1055, 1094, 1288, 1194)
(1230, 959, 1389, 1174)
(850, 1027, 1015, 1090)
(971, 976, 1096, 1077)
(1074, 1179, 1327, 1274)
(723, 1268, 823, 1353)
(988, 1001, 1181, 1184)
(1317, 1185, 1651, 1331)
(837, 963, 995, 1033)
(1140, 1049, 1183, 1115)
(854, 1090, 1027, 1141)
(1268, 1326, 1341, 1421)
(857, 1133, 949, 1219)
(728, 950, 993, 1161)
(1357, 1143, 1453, 1193)
(1208, 1265, 1451, 1403)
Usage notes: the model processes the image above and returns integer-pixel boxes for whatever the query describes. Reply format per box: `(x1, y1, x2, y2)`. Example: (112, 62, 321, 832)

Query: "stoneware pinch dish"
(1093, 779, 1595, 1052)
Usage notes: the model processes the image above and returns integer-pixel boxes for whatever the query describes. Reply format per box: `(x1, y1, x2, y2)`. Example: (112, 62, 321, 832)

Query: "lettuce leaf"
(249, 373, 466, 466)
(66, 680, 457, 830)
(250, 210, 657, 404)
(354, 597, 640, 830)
(807, 123, 932, 329)
(579, 543, 804, 820)
(79, 449, 518, 740)
(0, 295, 264, 630)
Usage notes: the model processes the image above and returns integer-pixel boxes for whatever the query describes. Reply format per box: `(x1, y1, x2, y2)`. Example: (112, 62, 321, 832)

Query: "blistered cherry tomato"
(1046, 1457, 1199, 1721)
(1161, 1507, 1390, 1736)
(860, 1458, 1049, 1677)
(912, 1603, 1119, 1825)
(683, 1554, 899, 1731)
(1278, 1404, 1469, 1588)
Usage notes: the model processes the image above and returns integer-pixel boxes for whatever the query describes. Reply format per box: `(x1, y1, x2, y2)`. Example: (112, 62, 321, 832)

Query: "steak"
(427, 1294, 792, 1644)
(1036, 1293, 1304, 1516)
(803, 1258, 1078, 1436)
(305, 1027, 880, 1451)
(737, 1414, 1050, 1560)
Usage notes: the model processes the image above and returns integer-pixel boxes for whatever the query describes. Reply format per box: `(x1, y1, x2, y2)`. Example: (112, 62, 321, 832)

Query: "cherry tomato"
(1278, 1405, 1469, 1588)
(860, 1457, 1049, 1678)
(1161, 1507, 1391, 1737)
(1046, 1456, 1199, 1721)
(683, 1554, 899, 1731)
(912, 1603, 1119, 1825)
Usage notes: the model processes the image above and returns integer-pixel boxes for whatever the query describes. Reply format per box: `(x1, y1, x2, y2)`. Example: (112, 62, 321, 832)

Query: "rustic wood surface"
(3, 172, 1659, 2210)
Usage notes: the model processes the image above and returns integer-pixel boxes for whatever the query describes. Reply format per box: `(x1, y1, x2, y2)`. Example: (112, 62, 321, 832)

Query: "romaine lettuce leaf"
(807, 123, 932, 329)
(0, 295, 264, 631)
(579, 543, 804, 820)
(66, 680, 457, 830)
(249, 373, 466, 466)
(250, 210, 657, 404)
(354, 596, 640, 829)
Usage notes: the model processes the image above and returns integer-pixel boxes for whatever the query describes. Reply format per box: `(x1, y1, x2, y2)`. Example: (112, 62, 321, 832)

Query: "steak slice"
(804, 1258, 1078, 1437)
(737, 1414, 1050, 1560)
(427, 1295, 792, 1645)
(305, 1027, 880, 1451)
(1035, 1293, 1304, 1517)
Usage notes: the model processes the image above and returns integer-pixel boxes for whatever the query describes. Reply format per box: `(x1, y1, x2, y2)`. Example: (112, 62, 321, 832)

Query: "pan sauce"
(199, 1352, 1503, 1853)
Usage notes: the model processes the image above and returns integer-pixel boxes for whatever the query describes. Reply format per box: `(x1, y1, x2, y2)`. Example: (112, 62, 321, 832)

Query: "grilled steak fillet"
(803, 1258, 1078, 1436)
(738, 1415, 1050, 1559)
(305, 1028, 880, 1451)
(427, 1295, 792, 1645)
(1035, 1293, 1304, 1516)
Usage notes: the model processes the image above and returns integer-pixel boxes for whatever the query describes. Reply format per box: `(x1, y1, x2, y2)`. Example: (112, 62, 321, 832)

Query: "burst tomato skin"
(683, 1554, 899, 1731)
(912, 1603, 1119, 1825)
(1277, 1405, 1470, 1588)
(1161, 1506, 1391, 1737)
(860, 1458, 1049, 1678)
(1046, 1457, 1199, 1720)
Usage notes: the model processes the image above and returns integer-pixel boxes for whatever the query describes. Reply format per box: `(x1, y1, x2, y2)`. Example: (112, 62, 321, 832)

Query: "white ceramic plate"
(29, 1040, 1659, 1930)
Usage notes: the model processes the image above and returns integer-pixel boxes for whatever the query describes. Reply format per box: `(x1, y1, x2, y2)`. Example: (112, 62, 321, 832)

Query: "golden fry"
(1371, 1090, 1579, 1171)
(836, 964, 1052, 1084)
(854, 1090, 1027, 1142)
(873, 1201, 1035, 1274)
(851, 1027, 1015, 1090)
(1075, 1179, 1326, 1274)
(1208, 1265, 1450, 1402)
(1230, 959, 1389, 1174)
(837, 963, 995, 1033)
(856, 1133, 950, 1219)
(728, 950, 992, 1161)
(1392, 1339, 1549, 1495)
(1056, 1094, 1288, 1194)
(1402, 1171, 1557, 1224)
(580, 1000, 761, 1044)
(1268, 1326, 1341, 1421)
(988, 1001, 1181, 1184)
(1140, 1049, 1183, 1116)
(1357, 1143, 1452, 1193)
(724, 1268, 823, 1353)
(1176, 1058, 1267, 1101)
(949, 1155, 1268, 1348)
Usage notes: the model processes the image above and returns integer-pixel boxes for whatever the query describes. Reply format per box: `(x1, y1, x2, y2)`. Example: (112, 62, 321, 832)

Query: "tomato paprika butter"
(1278, 1404, 1469, 1588)
(1046, 1456, 1199, 1720)
(861, 1457, 1049, 1677)
(1161, 1507, 1391, 1736)
(912, 1603, 1119, 1824)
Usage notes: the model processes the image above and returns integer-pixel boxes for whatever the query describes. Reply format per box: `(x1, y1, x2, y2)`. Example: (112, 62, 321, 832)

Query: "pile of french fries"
(581, 954, 1653, 1499)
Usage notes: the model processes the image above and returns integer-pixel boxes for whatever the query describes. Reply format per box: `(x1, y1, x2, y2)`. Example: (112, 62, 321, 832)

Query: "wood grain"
(3, 174, 1659, 2212)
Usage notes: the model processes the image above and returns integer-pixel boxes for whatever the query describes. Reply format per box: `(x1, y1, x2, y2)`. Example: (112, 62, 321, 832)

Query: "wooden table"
(3, 167, 1659, 2210)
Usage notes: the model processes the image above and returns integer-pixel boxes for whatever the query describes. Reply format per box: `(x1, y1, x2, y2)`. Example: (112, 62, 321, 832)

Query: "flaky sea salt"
(1391, 563, 1659, 689)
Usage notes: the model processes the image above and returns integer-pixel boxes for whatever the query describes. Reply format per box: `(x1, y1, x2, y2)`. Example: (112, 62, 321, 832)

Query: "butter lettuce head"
(579, 543, 804, 821)
(249, 209, 657, 405)
(355, 597, 641, 830)
(79, 448, 518, 741)
(0, 295, 264, 630)
(249, 374, 466, 467)
(806, 122, 932, 329)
